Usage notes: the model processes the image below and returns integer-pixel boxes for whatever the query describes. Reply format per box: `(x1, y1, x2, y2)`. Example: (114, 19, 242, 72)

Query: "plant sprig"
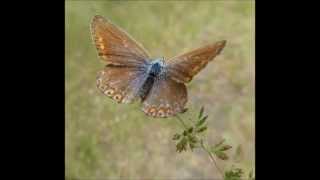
(173, 107, 209, 153)
(172, 106, 255, 180)
(224, 166, 243, 180)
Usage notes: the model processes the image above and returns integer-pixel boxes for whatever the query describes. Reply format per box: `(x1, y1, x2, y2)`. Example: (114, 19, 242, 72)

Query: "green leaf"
(224, 167, 243, 180)
(176, 137, 188, 153)
(214, 139, 226, 149)
(215, 151, 229, 160)
(220, 144, 232, 151)
(188, 135, 198, 144)
(188, 127, 193, 133)
(196, 126, 207, 133)
(189, 142, 196, 151)
(183, 130, 188, 136)
(196, 115, 208, 127)
(198, 106, 204, 119)
(172, 133, 181, 140)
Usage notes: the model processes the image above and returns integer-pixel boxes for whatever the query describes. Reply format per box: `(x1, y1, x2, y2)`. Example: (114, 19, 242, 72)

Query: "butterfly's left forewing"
(142, 77, 187, 118)
(91, 15, 150, 66)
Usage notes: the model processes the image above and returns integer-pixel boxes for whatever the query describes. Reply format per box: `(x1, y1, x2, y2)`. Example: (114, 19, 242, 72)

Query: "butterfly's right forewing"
(91, 15, 150, 66)
(166, 41, 226, 83)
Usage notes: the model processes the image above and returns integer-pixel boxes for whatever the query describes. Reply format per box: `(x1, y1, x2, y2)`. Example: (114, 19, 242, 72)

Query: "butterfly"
(91, 15, 226, 118)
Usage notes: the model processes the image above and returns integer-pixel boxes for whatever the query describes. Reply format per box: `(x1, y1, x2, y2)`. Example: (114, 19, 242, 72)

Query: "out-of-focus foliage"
(66, 1, 255, 179)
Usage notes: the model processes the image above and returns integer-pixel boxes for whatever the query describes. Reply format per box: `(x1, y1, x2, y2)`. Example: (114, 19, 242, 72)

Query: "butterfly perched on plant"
(91, 15, 226, 118)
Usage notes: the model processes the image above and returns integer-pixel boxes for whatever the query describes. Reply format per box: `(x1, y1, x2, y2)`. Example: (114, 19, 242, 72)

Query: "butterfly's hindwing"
(91, 15, 150, 66)
(97, 65, 148, 104)
(142, 77, 187, 118)
(167, 41, 226, 83)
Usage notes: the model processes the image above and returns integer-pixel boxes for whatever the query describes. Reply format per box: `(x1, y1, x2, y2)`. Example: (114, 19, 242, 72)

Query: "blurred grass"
(66, 1, 255, 179)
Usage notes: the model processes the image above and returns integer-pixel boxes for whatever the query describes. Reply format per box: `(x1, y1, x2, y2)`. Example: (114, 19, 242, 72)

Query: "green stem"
(200, 140, 224, 179)
(175, 115, 224, 179)
(176, 115, 188, 129)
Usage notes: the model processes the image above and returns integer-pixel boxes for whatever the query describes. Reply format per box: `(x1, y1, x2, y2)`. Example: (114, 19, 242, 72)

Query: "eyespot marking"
(148, 107, 156, 113)
(166, 109, 173, 116)
(147, 107, 156, 117)
(104, 89, 114, 96)
(157, 109, 166, 117)
(113, 94, 122, 102)
(99, 85, 108, 92)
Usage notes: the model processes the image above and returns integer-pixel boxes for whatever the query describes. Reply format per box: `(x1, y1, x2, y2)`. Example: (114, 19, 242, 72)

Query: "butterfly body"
(91, 15, 226, 118)
(139, 58, 166, 101)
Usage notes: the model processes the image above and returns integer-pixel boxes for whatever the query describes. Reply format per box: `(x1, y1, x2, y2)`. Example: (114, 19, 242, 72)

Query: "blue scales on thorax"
(140, 58, 166, 100)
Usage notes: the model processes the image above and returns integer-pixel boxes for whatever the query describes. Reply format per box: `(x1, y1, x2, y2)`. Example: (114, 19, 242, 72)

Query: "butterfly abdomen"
(140, 76, 155, 101)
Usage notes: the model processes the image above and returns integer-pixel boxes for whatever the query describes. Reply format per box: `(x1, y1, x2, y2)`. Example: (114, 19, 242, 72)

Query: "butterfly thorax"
(147, 58, 165, 77)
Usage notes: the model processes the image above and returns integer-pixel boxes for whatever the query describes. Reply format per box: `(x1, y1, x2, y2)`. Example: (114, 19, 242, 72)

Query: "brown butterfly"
(91, 15, 226, 118)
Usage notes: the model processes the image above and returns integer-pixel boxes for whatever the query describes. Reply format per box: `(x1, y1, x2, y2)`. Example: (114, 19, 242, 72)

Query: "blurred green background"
(66, 1, 255, 179)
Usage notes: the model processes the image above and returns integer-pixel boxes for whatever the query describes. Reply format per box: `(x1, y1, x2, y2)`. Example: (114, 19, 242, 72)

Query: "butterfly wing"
(142, 77, 187, 118)
(97, 65, 148, 104)
(166, 40, 226, 83)
(91, 15, 150, 66)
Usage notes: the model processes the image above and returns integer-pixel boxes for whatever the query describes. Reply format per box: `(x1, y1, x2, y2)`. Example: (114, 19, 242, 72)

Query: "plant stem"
(175, 115, 224, 179)
(176, 115, 188, 129)
(200, 140, 224, 179)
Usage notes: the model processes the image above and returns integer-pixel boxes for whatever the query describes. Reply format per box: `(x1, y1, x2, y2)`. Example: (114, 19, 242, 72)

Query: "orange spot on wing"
(157, 109, 165, 117)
